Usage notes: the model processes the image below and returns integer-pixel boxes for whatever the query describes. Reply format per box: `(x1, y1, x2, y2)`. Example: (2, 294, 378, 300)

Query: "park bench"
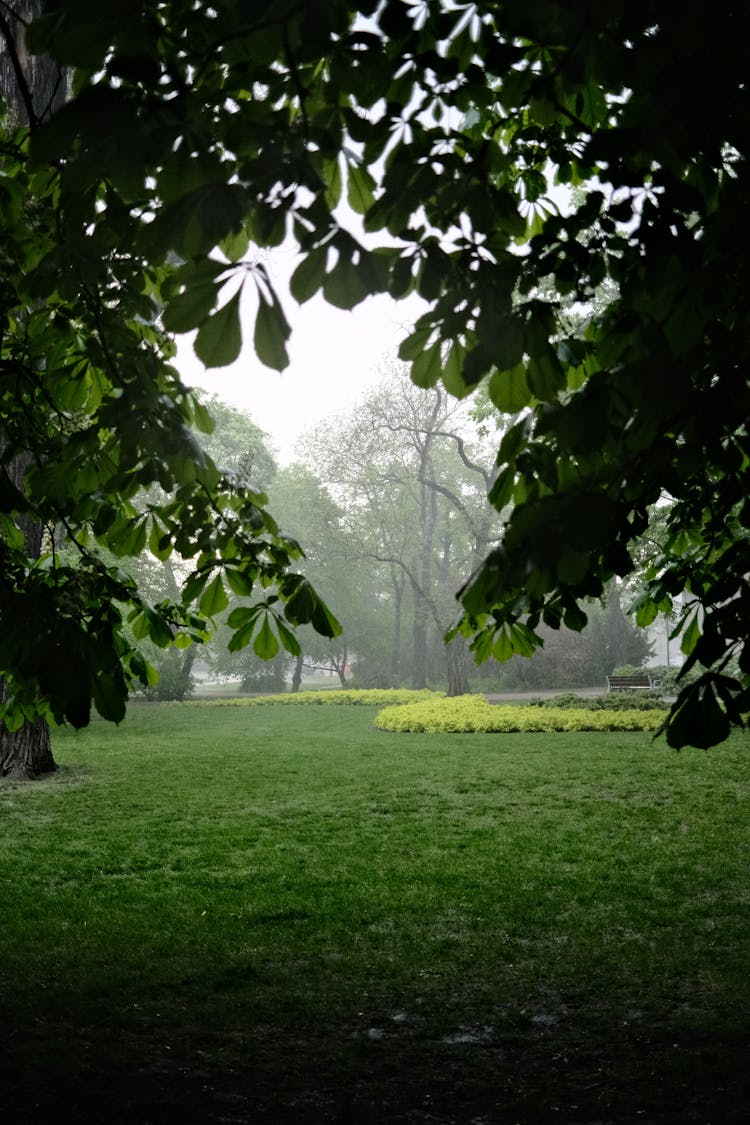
(606, 674, 659, 692)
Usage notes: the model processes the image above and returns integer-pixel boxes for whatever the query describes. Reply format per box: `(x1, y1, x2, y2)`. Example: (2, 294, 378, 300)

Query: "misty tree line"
(127, 366, 649, 700)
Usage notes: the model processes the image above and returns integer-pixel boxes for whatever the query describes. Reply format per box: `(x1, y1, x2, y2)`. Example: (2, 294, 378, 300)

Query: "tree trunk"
(0, 1, 66, 127)
(0, 683, 55, 779)
(291, 653, 303, 693)
(411, 597, 427, 689)
(446, 636, 470, 697)
(0, 458, 57, 778)
(330, 646, 348, 687)
(389, 565, 404, 684)
(0, 4, 66, 779)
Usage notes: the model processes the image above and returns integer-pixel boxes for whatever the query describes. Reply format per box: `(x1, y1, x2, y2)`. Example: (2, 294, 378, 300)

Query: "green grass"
(1, 703, 748, 1123)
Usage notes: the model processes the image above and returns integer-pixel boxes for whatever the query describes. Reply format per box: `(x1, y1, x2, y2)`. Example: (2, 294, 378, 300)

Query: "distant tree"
(305, 369, 497, 694)
(269, 464, 392, 687)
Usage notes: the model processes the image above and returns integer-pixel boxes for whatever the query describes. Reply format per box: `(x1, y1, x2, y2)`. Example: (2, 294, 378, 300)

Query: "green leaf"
(311, 597, 342, 639)
(228, 621, 256, 652)
(131, 610, 150, 641)
(526, 351, 565, 400)
(253, 614, 279, 659)
(220, 226, 250, 262)
(146, 610, 175, 648)
(283, 577, 340, 638)
(347, 163, 376, 214)
(633, 593, 659, 629)
(254, 291, 291, 371)
(194, 289, 243, 368)
(492, 317, 525, 372)
(492, 626, 514, 662)
(322, 254, 371, 309)
(411, 339, 443, 389)
(323, 156, 342, 209)
(489, 364, 532, 412)
(487, 465, 515, 511)
(225, 566, 256, 597)
(442, 341, 470, 398)
(290, 247, 327, 304)
(509, 622, 541, 657)
(469, 626, 495, 663)
(398, 319, 434, 362)
(109, 516, 148, 557)
(274, 615, 302, 657)
(199, 574, 228, 616)
(148, 520, 173, 561)
(163, 283, 218, 334)
(191, 398, 216, 436)
(227, 605, 261, 629)
(666, 682, 730, 749)
(563, 603, 588, 631)
(680, 610, 701, 656)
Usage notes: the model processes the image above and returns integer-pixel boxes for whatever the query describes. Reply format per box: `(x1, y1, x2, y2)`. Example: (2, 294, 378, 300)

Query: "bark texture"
(0, 683, 55, 779)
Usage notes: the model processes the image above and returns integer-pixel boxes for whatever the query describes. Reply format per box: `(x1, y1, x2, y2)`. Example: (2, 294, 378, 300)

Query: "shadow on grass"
(2, 986, 748, 1123)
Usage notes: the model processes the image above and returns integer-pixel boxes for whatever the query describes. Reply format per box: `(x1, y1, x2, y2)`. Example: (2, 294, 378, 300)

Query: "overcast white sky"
(177, 286, 424, 464)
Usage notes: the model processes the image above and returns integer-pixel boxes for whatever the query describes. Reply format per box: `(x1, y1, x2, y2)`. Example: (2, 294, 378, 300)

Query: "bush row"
(193, 688, 447, 707)
(374, 697, 665, 734)
(526, 692, 668, 712)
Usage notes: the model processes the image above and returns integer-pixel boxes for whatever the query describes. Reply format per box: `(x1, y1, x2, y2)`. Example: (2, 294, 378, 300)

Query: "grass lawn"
(0, 702, 748, 1123)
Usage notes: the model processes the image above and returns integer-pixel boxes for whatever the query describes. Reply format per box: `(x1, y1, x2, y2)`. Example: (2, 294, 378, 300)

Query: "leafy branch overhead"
(0, 1, 747, 748)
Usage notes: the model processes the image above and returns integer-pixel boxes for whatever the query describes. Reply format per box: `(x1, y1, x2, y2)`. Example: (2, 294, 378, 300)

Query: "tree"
(305, 368, 497, 693)
(2, 1, 748, 749)
(0, 0, 63, 775)
(268, 464, 392, 687)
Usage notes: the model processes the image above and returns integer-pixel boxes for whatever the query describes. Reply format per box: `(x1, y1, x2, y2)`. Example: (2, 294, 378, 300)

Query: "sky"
(177, 248, 428, 465)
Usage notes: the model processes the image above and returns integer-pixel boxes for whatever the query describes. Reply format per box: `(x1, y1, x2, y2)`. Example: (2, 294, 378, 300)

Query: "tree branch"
(430, 429, 493, 488)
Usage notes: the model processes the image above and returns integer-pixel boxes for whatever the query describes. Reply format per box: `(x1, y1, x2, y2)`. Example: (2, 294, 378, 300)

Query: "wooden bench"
(606, 674, 659, 692)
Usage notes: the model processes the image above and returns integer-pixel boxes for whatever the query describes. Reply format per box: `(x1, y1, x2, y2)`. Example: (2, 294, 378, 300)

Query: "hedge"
(527, 692, 668, 712)
(191, 689, 447, 707)
(374, 696, 665, 734)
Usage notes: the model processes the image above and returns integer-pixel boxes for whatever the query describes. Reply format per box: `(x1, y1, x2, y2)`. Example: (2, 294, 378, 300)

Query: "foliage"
(2, 704, 748, 1118)
(0, 3, 342, 734)
(529, 692, 668, 713)
(193, 688, 446, 707)
(137, 646, 194, 702)
(375, 697, 665, 734)
(486, 588, 652, 691)
(3, 1, 747, 748)
(237, 653, 288, 693)
(643, 664, 701, 696)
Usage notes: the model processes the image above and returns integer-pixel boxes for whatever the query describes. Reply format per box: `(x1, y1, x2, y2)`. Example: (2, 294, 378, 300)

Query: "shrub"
(374, 696, 665, 734)
(139, 649, 194, 702)
(535, 692, 668, 712)
(192, 688, 446, 707)
(239, 662, 287, 693)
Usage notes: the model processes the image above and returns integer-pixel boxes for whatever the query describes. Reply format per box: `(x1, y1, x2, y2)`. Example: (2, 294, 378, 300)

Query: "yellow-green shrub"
(193, 688, 446, 707)
(374, 696, 664, 733)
